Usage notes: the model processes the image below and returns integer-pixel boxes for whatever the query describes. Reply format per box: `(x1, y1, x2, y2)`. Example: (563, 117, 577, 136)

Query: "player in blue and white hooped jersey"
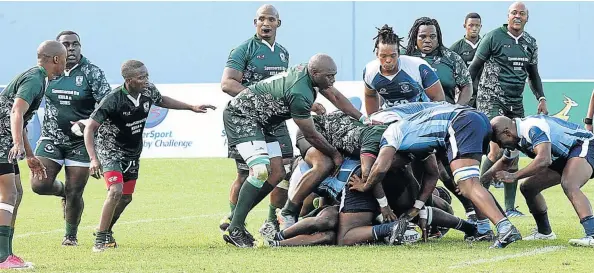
(348, 103, 522, 248)
(363, 25, 445, 117)
(484, 115, 594, 247)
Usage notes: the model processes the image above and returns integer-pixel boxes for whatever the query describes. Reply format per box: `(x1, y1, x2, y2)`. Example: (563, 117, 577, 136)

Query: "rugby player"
(450, 12, 482, 107)
(363, 24, 445, 116)
(30, 31, 111, 246)
(351, 103, 522, 248)
(0, 40, 66, 268)
(469, 1, 548, 219)
(405, 17, 472, 106)
(84, 60, 216, 252)
(222, 54, 367, 247)
(485, 115, 594, 247)
(220, 4, 301, 233)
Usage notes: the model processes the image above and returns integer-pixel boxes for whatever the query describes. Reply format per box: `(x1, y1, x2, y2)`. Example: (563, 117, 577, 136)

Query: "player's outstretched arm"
(294, 117, 342, 168)
(8, 98, 30, 162)
(496, 143, 552, 182)
(416, 154, 439, 207)
(319, 87, 364, 121)
(364, 85, 380, 116)
(158, 96, 216, 113)
(220, 68, 246, 97)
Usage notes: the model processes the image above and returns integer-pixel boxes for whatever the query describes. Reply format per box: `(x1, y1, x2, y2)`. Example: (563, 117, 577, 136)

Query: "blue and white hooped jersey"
(379, 103, 471, 154)
(363, 55, 440, 108)
(369, 101, 450, 124)
(505, 115, 594, 161)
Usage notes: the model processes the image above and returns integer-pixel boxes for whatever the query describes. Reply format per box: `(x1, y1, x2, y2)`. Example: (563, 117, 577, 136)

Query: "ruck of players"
(0, 1, 592, 270)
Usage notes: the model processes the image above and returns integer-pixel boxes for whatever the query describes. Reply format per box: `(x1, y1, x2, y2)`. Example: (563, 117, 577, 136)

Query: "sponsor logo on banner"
(146, 106, 169, 128)
(552, 95, 578, 121)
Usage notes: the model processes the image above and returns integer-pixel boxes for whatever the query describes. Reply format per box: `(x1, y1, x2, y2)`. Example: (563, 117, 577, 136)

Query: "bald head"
(308, 54, 337, 73)
(37, 40, 66, 62)
(256, 4, 279, 18)
(509, 1, 528, 14)
(491, 116, 514, 133)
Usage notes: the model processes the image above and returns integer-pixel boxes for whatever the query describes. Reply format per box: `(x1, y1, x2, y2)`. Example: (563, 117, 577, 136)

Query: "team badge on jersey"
(280, 53, 286, 63)
(143, 102, 150, 113)
(399, 82, 412, 93)
(44, 143, 55, 154)
(75, 76, 84, 87)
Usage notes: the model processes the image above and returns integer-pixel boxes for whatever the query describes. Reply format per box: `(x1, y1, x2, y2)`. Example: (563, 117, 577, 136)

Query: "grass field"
(11, 158, 594, 272)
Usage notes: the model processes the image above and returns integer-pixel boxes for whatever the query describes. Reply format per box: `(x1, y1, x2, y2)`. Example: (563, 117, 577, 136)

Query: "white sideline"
(448, 245, 566, 269)
(15, 209, 266, 239)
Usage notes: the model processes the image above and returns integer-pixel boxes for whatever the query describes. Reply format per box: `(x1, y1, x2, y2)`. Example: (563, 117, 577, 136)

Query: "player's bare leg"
(93, 183, 122, 252)
(562, 158, 594, 247)
(30, 158, 65, 198)
(519, 168, 560, 240)
(451, 157, 520, 248)
(437, 158, 476, 222)
(62, 166, 89, 246)
(0, 171, 30, 269)
(280, 148, 333, 229)
(259, 206, 338, 247)
(336, 212, 375, 246)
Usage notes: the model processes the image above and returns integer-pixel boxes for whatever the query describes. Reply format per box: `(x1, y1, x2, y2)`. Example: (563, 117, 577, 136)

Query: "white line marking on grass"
(449, 246, 566, 269)
(16, 209, 265, 239)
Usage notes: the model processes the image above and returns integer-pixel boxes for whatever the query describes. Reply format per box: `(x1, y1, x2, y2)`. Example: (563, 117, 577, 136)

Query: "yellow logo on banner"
(552, 95, 578, 121)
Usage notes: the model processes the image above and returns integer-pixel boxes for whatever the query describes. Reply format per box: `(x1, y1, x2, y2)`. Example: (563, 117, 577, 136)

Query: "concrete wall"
(1, 1, 591, 84)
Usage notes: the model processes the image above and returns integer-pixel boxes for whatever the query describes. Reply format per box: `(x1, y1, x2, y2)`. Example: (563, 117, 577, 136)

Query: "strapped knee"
(0, 203, 14, 214)
(247, 157, 270, 188)
(452, 165, 480, 185)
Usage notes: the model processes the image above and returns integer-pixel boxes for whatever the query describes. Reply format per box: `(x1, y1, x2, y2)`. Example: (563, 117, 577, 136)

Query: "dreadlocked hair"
(373, 24, 404, 52)
(405, 17, 444, 56)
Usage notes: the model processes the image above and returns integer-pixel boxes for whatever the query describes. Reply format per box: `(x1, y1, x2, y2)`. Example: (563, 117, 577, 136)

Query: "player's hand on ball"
(191, 104, 217, 113)
(537, 100, 548, 115)
(404, 207, 421, 220)
(347, 174, 367, 193)
(89, 159, 103, 179)
(495, 171, 516, 183)
(26, 156, 47, 179)
(311, 102, 326, 115)
(380, 205, 397, 223)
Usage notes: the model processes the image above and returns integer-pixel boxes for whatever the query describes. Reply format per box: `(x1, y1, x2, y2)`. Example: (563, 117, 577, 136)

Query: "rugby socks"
(479, 158, 495, 189)
(0, 226, 10, 262)
(504, 181, 518, 211)
(533, 211, 552, 235)
(495, 218, 512, 234)
(228, 182, 259, 231)
(580, 215, 594, 237)
(372, 222, 396, 241)
(229, 202, 236, 213)
(476, 218, 491, 234)
(429, 207, 475, 234)
(8, 228, 13, 255)
(65, 222, 78, 237)
(268, 204, 277, 223)
(250, 182, 274, 210)
(281, 200, 300, 217)
(274, 230, 286, 241)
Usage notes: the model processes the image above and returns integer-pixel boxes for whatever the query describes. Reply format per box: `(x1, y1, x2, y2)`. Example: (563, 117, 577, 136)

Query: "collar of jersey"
(121, 85, 142, 107)
(514, 118, 523, 142)
(501, 24, 524, 44)
(63, 55, 88, 77)
(463, 36, 481, 49)
(37, 66, 48, 77)
(253, 34, 276, 52)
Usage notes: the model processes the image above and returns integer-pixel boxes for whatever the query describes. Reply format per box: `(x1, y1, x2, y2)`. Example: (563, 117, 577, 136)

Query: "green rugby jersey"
(450, 36, 481, 67)
(475, 24, 538, 104)
(226, 34, 290, 87)
(42, 56, 110, 145)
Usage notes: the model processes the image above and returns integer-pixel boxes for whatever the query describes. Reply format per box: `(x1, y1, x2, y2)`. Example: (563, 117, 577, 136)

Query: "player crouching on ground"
(82, 60, 216, 252)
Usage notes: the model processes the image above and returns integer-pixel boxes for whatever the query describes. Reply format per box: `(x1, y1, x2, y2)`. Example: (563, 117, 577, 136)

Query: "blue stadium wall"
(0, 1, 592, 84)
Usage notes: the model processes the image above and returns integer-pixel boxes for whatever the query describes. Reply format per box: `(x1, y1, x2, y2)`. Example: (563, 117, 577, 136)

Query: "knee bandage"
(425, 206, 433, 226)
(247, 163, 269, 188)
(452, 165, 480, 184)
(0, 203, 14, 214)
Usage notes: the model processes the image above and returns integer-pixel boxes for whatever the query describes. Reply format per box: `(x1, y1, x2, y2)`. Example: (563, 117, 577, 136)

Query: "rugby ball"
(71, 121, 85, 137)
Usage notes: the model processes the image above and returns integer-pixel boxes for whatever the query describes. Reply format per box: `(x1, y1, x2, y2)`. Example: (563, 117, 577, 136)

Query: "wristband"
(584, 118, 593, 125)
(377, 197, 388, 208)
(413, 200, 425, 210)
(419, 207, 428, 220)
(538, 97, 546, 102)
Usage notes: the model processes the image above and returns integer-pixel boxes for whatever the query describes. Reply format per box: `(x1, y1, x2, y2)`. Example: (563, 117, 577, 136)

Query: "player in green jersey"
(0, 40, 66, 269)
(405, 17, 472, 106)
(469, 2, 548, 225)
(450, 13, 482, 107)
(84, 60, 215, 252)
(30, 31, 111, 246)
(220, 4, 325, 235)
(222, 53, 367, 247)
